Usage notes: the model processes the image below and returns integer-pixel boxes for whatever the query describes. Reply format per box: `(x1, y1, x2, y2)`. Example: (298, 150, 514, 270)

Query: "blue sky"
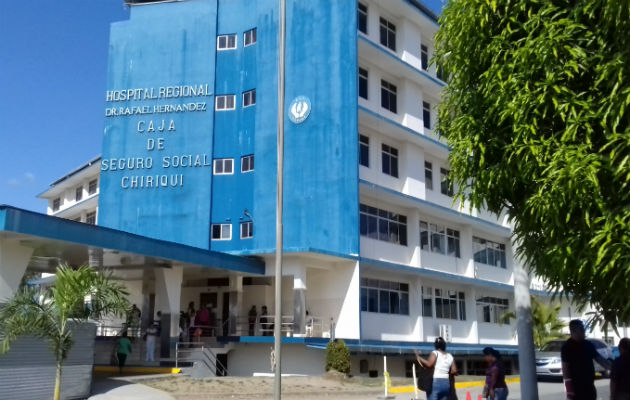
(0, 0, 443, 213)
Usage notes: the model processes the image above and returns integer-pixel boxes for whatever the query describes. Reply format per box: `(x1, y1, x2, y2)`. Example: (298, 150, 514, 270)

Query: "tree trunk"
(53, 359, 62, 400)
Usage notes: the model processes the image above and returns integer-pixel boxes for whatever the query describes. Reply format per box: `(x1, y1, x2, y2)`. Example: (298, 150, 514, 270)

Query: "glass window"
(86, 211, 96, 225)
(241, 155, 254, 172)
(380, 79, 397, 113)
(425, 161, 433, 190)
(358, 2, 368, 34)
(216, 95, 236, 110)
(379, 17, 396, 51)
(52, 198, 60, 212)
(447, 229, 460, 258)
(242, 89, 256, 107)
(422, 286, 433, 317)
(359, 134, 369, 167)
(476, 296, 509, 323)
(420, 220, 460, 258)
(423, 101, 431, 129)
(217, 34, 237, 50)
(213, 158, 234, 175)
(243, 28, 257, 46)
(88, 179, 98, 195)
(381, 143, 399, 178)
(434, 288, 466, 320)
(421, 44, 428, 70)
(360, 278, 409, 315)
(359, 67, 368, 99)
(440, 168, 453, 196)
(473, 237, 507, 268)
(211, 223, 232, 240)
(75, 186, 83, 202)
(240, 221, 253, 239)
(360, 204, 407, 246)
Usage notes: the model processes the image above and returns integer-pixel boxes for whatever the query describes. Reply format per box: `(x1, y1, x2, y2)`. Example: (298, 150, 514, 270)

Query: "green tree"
(434, 0, 630, 325)
(501, 296, 566, 349)
(0, 265, 129, 400)
(325, 339, 351, 375)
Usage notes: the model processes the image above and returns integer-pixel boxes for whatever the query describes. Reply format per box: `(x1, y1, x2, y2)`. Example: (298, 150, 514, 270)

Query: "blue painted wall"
(99, 0, 217, 248)
(100, 0, 358, 257)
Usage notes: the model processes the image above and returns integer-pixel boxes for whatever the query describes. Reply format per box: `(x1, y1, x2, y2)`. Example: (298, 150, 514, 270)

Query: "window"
(211, 223, 232, 240)
(217, 34, 237, 50)
(52, 198, 60, 212)
(435, 288, 466, 320)
(381, 143, 399, 178)
(359, 135, 369, 167)
(358, 2, 368, 34)
(379, 17, 396, 51)
(243, 28, 257, 46)
(358, 67, 368, 99)
(380, 79, 397, 113)
(421, 44, 429, 70)
(420, 220, 460, 257)
(86, 211, 96, 225)
(423, 101, 431, 129)
(360, 204, 407, 245)
(241, 155, 254, 172)
(440, 168, 453, 196)
(242, 89, 256, 107)
(75, 186, 83, 202)
(425, 161, 433, 190)
(422, 286, 433, 317)
(88, 179, 98, 195)
(473, 237, 507, 268)
(213, 158, 234, 175)
(240, 221, 253, 239)
(360, 278, 409, 315)
(215, 95, 236, 110)
(476, 296, 509, 324)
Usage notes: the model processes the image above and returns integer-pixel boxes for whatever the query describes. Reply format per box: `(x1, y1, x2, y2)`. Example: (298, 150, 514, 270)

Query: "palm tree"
(500, 295, 566, 349)
(0, 264, 129, 400)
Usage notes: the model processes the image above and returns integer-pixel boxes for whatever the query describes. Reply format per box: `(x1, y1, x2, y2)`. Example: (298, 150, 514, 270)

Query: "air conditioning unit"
(439, 324, 452, 342)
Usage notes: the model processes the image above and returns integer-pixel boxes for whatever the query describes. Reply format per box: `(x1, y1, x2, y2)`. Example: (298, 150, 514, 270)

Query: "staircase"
(175, 340, 230, 379)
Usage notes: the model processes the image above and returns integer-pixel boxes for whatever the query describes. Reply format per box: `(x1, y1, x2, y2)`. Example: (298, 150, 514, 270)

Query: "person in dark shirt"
(483, 347, 508, 400)
(611, 337, 630, 400)
(561, 319, 612, 400)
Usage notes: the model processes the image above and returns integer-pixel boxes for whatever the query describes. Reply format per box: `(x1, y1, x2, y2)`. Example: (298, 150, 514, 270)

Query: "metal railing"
(95, 323, 142, 338)
(175, 342, 228, 377)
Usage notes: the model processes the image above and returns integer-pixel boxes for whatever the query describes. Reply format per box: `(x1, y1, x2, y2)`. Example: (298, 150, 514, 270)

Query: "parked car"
(535, 339, 613, 378)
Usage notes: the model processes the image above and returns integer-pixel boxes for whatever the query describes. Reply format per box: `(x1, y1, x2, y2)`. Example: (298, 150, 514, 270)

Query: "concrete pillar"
(0, 239, 34, 300)
(399, 17, 421, 69)
(140, 269, 153, 330)
(402, 145, 424, 198)
(401, 80, 422, 132)
(468, 287, 479, 344)
(155, 265, 183, 358)
(461, 226, 474, 277)
(293, 267, 307, 335)
(408, 209, 421, 267)
(228, 275, 243, 335)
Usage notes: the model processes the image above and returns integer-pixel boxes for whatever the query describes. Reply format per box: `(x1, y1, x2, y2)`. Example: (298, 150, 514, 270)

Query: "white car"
(535, 339, 613, 378)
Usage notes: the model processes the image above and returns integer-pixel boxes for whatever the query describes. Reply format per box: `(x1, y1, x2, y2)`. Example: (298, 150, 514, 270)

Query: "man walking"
(561, 319, 611, 400)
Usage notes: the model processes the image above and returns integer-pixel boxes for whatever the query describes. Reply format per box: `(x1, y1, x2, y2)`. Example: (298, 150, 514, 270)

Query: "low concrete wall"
(0, 322, 96, 400)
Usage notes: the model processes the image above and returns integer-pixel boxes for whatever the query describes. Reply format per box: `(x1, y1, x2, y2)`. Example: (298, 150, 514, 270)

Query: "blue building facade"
(99, 0, 359, 256)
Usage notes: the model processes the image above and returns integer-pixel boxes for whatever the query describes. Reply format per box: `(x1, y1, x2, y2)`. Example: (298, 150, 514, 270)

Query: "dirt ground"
(139, 373, 414, 400)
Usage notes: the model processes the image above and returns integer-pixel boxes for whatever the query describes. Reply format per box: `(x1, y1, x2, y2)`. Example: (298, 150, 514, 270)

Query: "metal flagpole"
(274, 0, 286, 399)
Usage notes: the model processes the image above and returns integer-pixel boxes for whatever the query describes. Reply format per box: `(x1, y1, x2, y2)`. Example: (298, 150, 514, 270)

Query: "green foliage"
(325, 339, 351, 375)
(500, 296, 566, 349)
(435, 0, 630, 326)
(0, 264, 129, 400)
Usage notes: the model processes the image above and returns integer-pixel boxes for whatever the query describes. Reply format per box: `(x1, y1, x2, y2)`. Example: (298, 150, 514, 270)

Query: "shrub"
(325, 339, 351, 375)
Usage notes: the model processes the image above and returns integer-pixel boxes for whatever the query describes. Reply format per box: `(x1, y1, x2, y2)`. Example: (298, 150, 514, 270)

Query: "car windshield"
(541, 341, 564, 352)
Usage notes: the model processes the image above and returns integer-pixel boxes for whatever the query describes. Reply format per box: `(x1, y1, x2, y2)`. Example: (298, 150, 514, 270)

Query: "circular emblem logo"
(288, 96, 311, 124)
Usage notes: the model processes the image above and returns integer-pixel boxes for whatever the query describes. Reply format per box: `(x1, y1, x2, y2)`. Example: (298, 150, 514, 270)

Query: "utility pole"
(273, 0, 286, 399)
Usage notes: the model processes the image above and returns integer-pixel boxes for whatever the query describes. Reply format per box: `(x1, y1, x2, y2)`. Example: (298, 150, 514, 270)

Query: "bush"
(325, 339, 351, 375)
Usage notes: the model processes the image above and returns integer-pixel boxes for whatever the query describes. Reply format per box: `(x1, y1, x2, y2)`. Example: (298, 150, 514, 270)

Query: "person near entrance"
(116, 331, 132, 374)
(144, 321, 160, 362)
(248, 305, 257, 336)
(414, 337, 458, 400)
(561, 319, 612, 400)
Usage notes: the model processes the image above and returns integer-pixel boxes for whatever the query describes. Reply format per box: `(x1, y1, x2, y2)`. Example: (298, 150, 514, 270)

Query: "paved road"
(453, 378, 609, 400)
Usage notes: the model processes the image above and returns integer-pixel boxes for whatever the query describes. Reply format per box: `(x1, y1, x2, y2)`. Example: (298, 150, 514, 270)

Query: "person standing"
(248, 305, 257, 336)
(144, 321, 160, 362)
(116, 331, 132, 374)
(260, 305, 270, 336)
(414, 337, 458, 400)
(483, 347, 508, 400)
(127, 304, 141, 336)
(561, 319, 612, 400)
(611, 337, 630, 400)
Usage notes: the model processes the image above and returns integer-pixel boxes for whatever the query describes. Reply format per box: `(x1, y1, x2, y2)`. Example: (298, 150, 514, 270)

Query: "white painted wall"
(228, 343, 326, 376)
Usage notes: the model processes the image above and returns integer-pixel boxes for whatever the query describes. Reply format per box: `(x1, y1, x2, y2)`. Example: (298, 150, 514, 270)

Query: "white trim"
(240, 221, 253, 239)
(242, 89, 256, 108)
(211, 223, 232, 241)
(215, 95, 236, 111)
(243, 28, 257, 47)
(213, 158, 234, 175)
(241, 154, 254, 173)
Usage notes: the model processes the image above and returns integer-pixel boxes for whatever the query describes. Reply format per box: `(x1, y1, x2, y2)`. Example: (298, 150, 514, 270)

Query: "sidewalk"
(89, 374, 175, 400)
